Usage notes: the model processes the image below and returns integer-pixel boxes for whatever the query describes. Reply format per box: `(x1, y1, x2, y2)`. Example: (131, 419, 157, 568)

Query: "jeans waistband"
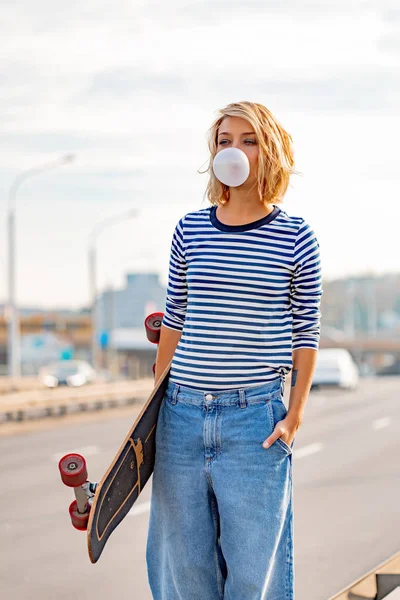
(165, 376, 285, 407)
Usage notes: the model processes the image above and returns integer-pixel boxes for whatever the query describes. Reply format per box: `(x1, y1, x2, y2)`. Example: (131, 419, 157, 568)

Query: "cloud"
(87, 69, 187, 97)
(176, 0, 368, 23)
(251, 67, 398, 112)
(381, 9, 400, 22)
(378, 31, 400, 53)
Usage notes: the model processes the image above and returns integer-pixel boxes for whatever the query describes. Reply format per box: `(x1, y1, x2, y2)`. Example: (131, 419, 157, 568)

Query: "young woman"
(146, 101, 322, 600)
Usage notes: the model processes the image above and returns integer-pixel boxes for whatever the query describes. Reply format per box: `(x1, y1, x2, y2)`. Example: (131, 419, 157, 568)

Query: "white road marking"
(293, 442, 324, 460)
(372, 417, 391, 430)
(128, 500, 151, 516)
(51, 445, 100, 463)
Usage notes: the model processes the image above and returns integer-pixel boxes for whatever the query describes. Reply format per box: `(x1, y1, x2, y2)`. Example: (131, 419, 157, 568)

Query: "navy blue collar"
(210, 205, 280, 232)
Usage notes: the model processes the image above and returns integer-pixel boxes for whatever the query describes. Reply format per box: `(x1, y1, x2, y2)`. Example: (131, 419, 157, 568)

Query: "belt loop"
(239, 389, 247, 409)
(171, 384, 179, 405)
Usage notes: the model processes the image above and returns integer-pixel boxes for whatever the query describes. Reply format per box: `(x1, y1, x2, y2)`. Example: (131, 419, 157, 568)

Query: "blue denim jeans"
(146, 376, 295, 600)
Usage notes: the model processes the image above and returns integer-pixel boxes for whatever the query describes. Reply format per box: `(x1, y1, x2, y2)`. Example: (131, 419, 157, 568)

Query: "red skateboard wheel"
(59, 453, 87, 487)
(145, 312, 164, 344)
(69, 500, 90, 531)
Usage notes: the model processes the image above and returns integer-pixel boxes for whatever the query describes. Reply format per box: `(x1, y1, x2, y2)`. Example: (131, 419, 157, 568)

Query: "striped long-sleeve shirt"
(162, 204, 323, 391)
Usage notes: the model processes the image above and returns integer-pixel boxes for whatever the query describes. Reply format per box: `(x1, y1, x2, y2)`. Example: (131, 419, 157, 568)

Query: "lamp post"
(7, 154, 75, 379)
(88, 209, 139, 371)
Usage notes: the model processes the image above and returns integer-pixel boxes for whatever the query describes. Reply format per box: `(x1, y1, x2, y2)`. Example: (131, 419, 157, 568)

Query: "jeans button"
(205, 394, 213, 401)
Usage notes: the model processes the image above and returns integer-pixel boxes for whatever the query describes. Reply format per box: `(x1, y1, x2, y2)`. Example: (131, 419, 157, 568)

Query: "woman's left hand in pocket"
(262, 415, 301, 449)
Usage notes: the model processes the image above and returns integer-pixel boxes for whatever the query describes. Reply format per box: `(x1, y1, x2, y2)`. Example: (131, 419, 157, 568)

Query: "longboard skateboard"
(58, 312, 171, 563)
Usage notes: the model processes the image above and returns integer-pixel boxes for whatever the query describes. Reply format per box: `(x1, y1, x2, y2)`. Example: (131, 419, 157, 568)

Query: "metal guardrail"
(0, 395, 147, 423)
(0, 379, 154, 424)
(328, 550, 400, 600)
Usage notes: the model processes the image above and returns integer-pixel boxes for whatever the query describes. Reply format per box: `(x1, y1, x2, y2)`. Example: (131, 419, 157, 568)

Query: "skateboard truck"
(58, 453, 98, 531)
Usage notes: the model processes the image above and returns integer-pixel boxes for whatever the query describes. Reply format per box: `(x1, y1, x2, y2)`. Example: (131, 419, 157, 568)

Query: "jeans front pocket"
(266, 396, 294, 455)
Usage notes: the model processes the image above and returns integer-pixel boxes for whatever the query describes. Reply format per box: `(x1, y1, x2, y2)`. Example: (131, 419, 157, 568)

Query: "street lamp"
(88, 209, 139, 371)
(7, 154, 75, 379)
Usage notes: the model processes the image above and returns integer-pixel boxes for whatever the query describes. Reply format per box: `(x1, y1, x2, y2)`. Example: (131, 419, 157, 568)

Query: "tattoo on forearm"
(291, 369, 298, 387)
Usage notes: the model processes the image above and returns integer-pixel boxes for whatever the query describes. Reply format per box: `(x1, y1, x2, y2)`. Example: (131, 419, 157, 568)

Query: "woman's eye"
(218, 139, 256, 146)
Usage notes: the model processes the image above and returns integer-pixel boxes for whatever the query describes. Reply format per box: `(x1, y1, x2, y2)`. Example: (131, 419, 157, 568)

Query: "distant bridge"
(320, 337, 400, 353)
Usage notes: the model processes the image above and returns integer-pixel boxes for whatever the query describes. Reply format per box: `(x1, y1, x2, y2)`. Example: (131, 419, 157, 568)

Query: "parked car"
(311, 348, 359, 391)
(38, 360, 97, 389)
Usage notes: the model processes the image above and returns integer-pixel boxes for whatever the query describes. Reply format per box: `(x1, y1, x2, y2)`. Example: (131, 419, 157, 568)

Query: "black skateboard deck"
(87, 359, 171, 563)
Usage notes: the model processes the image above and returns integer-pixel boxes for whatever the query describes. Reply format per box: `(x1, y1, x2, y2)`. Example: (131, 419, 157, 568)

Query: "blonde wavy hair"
(200, 101, 298, 207)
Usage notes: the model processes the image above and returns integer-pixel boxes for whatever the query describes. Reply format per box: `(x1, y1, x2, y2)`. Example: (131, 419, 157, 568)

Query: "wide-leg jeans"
(146, 376, 295, 600)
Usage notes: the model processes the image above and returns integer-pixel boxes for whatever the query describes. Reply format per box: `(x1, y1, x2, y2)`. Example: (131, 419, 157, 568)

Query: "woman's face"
(216, 116, 259, 184)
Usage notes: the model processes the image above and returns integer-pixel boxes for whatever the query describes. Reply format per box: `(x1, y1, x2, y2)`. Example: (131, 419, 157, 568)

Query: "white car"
(311, 348, 359, 391)
(39, 360, 97, 389)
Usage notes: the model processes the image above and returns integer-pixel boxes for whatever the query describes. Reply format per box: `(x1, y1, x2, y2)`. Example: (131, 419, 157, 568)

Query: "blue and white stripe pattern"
(162, 204, 323, 391)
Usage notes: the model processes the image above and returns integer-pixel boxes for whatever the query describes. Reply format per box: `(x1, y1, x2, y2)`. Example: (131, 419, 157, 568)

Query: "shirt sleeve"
(162, 216, 188, 332)
(290, 220, 323, 351)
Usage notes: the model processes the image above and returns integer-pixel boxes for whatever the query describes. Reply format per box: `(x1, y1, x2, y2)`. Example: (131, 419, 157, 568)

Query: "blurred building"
(320, 273, 400, 338)
(0, 312, 91, 375)
(0, 272, 167, 377)
(96, 272, 166, 330)
(94, 272, 166, 377)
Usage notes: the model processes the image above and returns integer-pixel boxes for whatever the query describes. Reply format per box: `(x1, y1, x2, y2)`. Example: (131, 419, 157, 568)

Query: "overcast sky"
(0, 0, 399, 309)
